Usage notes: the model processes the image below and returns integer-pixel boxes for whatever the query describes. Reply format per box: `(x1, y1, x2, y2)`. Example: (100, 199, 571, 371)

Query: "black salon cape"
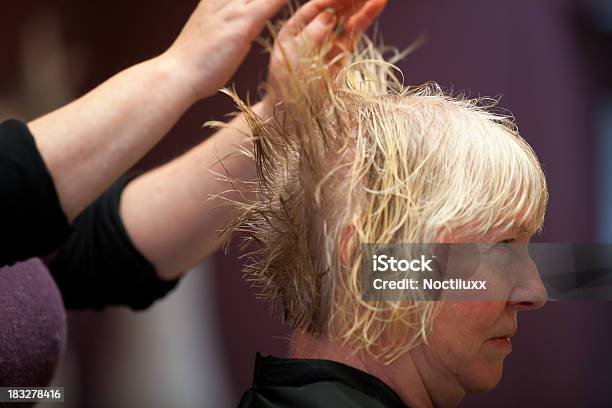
(0, 119, 178, 309)
(237, 354, 410, 408)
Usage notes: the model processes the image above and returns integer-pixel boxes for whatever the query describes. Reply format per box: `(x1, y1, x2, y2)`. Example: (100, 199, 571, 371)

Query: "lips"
(486, 322, 516, 351)
(486, 336, 513, 352)
(491, 326, 516, 341)
(488, 327, 516, 344)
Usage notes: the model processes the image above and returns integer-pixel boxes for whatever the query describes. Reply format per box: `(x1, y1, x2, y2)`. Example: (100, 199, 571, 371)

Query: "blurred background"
(1, 0, 612, 406)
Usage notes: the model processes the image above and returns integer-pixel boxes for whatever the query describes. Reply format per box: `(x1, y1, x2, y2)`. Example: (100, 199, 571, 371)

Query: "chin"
(462, 361, 504, 393)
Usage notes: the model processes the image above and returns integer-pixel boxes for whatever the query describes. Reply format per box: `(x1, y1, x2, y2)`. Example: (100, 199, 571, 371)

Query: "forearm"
(29, 53, 197, 221)
(119, 100, 271, 280)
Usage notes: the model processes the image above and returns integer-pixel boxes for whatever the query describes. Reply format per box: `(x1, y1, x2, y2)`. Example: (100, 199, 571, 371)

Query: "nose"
(508, 256, 547, 311)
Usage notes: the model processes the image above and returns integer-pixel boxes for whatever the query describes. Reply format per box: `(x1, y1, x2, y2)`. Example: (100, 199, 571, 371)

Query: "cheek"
(426, 301, 509, 391)
(448, 301, 506, 331)
(430, 301, 506, 364)
(439, 301, 505, 335)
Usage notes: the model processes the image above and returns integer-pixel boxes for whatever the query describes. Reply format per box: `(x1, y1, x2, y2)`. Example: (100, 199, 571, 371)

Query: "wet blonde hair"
(216, 34, 548, 362)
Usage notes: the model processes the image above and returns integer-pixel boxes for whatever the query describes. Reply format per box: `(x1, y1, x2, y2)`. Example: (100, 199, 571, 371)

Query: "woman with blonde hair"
(227, 2, 549, 407)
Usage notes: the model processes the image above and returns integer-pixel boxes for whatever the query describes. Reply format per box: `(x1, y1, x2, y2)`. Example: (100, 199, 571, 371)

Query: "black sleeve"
(48, 173, 181, 310)
(0, 119, 72, 267)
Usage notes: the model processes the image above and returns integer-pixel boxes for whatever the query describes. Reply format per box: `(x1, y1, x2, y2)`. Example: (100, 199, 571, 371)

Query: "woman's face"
(411, 226, 547, 394)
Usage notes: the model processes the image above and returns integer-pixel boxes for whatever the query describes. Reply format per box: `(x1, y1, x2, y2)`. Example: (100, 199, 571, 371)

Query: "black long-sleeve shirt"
(0, 119, 179, 310)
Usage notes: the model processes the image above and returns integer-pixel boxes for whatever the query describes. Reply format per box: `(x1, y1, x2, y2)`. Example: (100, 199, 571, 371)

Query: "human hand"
(264, 0, 387, 107)
(164, 0, 288, 101)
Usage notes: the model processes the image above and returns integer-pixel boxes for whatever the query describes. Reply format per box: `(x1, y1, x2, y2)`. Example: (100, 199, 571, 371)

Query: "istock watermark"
(372, 254, 435, 272)
(370, 253, 486, 292)
(360, 243, 612, 301)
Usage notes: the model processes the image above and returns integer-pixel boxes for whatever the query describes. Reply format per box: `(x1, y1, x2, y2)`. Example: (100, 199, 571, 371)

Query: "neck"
(289, 331, 465, 408)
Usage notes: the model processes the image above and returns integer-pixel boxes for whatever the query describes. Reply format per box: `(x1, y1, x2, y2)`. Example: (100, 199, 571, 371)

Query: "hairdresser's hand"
(264, 0, 387, 106)
(164, 0, 287, 101)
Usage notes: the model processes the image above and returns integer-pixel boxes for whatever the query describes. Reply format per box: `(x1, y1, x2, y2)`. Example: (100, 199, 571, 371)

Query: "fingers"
(335, 0, 386, 51)
(275, 0, 386, 61)
(273, 8, 336, 77)
(344, 0, 387, 34)
(279, 0, 336, 39)
(299, 8, 338, 45)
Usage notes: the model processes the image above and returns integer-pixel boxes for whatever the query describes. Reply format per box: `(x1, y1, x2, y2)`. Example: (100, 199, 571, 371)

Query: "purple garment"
(0, 258, 66, 387)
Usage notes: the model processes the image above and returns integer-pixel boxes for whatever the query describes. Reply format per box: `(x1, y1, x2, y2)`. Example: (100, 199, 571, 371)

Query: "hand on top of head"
(265, 0, 388, 105)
